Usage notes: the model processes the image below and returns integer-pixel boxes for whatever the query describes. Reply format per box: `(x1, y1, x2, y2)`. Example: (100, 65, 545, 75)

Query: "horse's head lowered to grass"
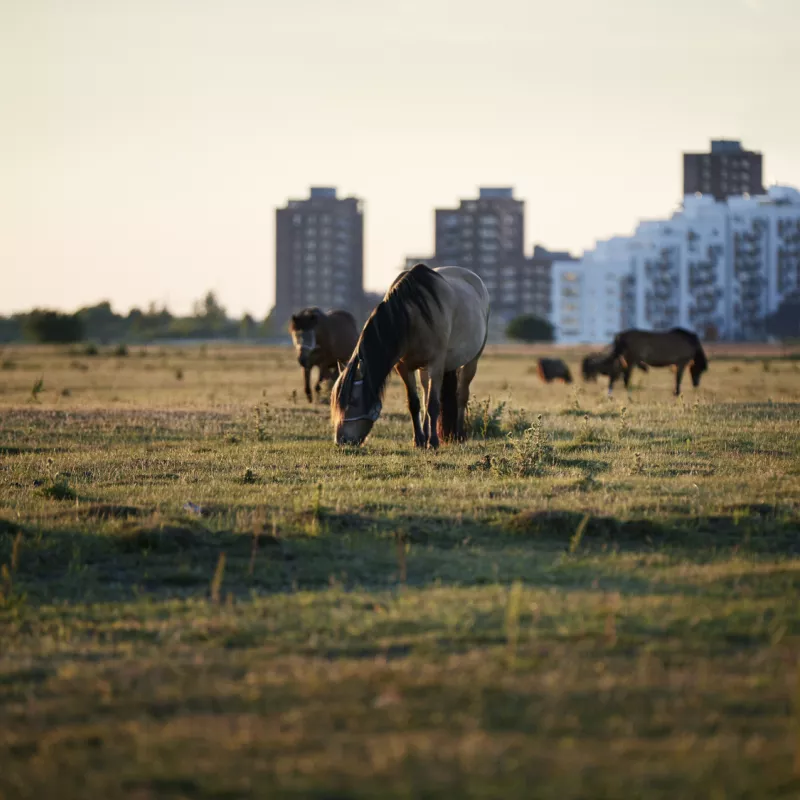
(331, 356, 383, 446)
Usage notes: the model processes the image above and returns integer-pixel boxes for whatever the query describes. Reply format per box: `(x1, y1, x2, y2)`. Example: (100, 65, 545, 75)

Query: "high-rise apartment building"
(683, 140, 764, 201)
(405, 188, 573, 324)
(274, 187, 364, 329)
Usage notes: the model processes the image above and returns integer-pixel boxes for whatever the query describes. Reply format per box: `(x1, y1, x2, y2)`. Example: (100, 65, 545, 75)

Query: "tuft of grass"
(114, 343, 129, 357)
(568, 513, 591, 554)
(42, 476, 76, 501)
(84, 343, 99, 357)
(30, 376, 44, 403)
(254, 402, 271, 442)
(572, 414, 600, 446)
(466, 397, 507, 439)
(492, 416, 552, 477)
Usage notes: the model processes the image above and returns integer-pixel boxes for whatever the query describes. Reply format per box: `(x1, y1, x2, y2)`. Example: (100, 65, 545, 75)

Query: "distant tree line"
(0, 293, 277, 344)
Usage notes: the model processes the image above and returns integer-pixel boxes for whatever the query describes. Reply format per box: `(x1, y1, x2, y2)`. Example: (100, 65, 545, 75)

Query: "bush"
(505, 314, 554, 343)
(24, 311, 85, 344)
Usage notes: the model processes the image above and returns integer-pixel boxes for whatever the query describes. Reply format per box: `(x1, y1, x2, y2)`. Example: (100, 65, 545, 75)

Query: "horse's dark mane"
(333, 264, 444, 417)
(290, 307, 324, 332)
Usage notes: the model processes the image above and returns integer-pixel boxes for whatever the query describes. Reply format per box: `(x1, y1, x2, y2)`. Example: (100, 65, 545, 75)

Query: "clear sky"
(2, 0, 799, 318)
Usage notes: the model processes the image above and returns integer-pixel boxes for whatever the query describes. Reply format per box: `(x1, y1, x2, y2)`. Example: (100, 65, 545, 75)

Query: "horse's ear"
(337, 360, 346, 375)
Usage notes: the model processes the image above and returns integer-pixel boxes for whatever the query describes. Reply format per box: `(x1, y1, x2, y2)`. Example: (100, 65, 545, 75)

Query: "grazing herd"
(289, 264, 709, 448)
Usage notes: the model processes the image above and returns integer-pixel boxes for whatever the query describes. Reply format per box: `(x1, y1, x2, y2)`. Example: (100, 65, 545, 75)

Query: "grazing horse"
(582, 350, 648, 396)
(537, 358, 572, 384)
(609, 327, 708, 396)
(331, 263, 490, 448)
(289, 308, 358, 403)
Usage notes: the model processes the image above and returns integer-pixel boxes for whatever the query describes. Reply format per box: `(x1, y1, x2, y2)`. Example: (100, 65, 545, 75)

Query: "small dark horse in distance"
(289, 308, 358, 403)
(537, 358, 572, 384)
(582, 350, 648, 396)
(609, 327, 708, 396)
(331, 263, 490, 448)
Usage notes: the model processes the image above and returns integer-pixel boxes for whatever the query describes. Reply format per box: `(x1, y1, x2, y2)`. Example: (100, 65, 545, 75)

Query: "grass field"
(1, 343, 800, 799)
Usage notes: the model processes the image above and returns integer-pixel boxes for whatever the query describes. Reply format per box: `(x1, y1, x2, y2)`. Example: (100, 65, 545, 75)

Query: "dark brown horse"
(582, 350, 648, 395)
(331, 264, 490, 448)
(609, 327, 708, 396)
(289, 308, 358, 403)
(537, 358, 572, 384)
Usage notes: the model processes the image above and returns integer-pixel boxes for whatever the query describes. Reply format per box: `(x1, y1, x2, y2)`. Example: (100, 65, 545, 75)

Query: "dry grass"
(1, 343, 799, 798)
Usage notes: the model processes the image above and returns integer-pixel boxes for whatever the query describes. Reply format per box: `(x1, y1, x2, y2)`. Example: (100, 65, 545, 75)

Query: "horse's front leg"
(314, 366, 329, 403)
(425, 365, 444, 450)
(623, 366, 633, 394)
(419, 368, 431, 443)
(303, 367, 313, 403)
(395, 363, 425, 447)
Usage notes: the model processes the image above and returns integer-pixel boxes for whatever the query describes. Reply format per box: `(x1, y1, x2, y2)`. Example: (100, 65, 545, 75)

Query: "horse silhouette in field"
(289, 308, 358, 403)
(331, 264, 490, 449)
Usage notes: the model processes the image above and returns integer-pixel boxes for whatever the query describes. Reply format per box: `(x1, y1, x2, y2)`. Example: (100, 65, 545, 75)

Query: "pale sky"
(2, 0, 799, 318)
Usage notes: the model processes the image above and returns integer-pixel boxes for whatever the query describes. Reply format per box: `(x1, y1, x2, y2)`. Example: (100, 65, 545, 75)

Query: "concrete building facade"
(274, 187, 364, 328)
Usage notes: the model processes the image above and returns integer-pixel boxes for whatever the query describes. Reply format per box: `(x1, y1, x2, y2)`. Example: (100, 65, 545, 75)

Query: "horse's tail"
(438, 370, 459, 442)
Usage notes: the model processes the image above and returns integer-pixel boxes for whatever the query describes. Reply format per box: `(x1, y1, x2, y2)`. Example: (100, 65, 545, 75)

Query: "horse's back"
(325, 309, 359, 360)
(616, 327, 700, 366)
(433, 266, 490, 370)
(435, 266, 490, 306)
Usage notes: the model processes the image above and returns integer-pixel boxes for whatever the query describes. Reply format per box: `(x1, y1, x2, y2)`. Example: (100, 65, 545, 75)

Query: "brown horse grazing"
(331, 264, 490, 448)
(537, 358, 572, 384)
(609, 327, 708, 396)
(582, 350, 648, 396)
(289, 308, 358, 403)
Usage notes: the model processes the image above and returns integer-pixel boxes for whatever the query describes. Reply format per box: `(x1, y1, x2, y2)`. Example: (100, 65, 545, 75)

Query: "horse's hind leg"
(303, 367, 313, 403)
(674, 363, 686, 396)
(396, 363, 425, 447)
(425, 364, 444, 450)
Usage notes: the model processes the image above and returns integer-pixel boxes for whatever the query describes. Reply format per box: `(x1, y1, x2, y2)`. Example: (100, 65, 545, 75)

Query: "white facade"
(551, 186, 800, 343)
(551, 238, 634, 344)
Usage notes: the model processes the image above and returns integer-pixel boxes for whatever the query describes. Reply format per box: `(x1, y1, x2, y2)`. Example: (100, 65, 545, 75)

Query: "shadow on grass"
(1, 501, 798, 606)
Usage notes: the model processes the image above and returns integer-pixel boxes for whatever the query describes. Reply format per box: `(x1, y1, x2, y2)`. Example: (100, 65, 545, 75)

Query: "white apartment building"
(551, 186, 800, 343)
(551, 238, 636, 344)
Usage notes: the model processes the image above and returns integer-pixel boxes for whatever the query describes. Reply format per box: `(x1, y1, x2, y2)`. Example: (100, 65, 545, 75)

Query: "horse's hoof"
(427, 439, 440, 451)
(413, 437, 426, 448)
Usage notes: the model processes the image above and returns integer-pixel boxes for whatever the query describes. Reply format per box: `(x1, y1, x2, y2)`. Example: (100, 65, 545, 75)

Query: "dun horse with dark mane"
(331, 264, 490, 448)
(289, 308, 358, 403)
(609, 327, 708, 395)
